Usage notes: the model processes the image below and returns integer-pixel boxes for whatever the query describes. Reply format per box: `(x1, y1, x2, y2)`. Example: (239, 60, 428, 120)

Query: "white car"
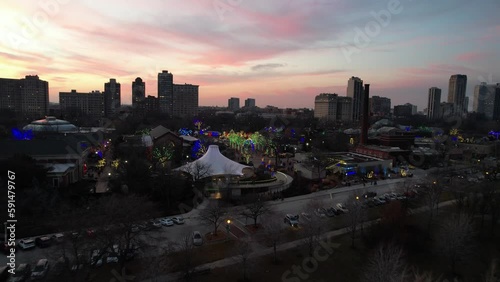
(336, 203, 349, 213)
(106, 245, 119, 264)
(31, 259, 49, 280)
(51, 233, 64, 243)
(171, 216, 185, 225)
(90, 250, 103, 267)
(18, 239, 35, 250)
(160, 218, 174, 227)
(192, 231, 203, 246)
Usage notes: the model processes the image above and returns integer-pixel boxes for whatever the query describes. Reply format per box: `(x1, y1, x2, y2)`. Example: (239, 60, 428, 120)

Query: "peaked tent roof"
(175, 145, 252, 177)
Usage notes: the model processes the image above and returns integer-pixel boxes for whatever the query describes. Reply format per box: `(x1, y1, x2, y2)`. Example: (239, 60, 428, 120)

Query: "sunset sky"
(1, 0, 499, 110)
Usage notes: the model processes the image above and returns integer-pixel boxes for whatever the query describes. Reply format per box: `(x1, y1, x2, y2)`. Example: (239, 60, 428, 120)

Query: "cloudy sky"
(1, 0, 499, 110)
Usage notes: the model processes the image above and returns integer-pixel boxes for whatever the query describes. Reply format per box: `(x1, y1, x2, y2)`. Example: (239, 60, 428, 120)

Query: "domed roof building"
(23, 116, 78, 133)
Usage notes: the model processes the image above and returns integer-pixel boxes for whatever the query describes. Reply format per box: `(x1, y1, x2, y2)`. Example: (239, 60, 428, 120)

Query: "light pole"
(226, 219, 231, 241)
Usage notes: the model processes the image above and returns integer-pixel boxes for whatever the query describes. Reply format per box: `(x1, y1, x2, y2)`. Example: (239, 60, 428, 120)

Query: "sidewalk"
(142, 198, 456, 282)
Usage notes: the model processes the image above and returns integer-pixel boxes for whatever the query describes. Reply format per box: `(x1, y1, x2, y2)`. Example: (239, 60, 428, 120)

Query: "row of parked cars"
(0, 259, 50, 281)
(16, 233, 65, 251)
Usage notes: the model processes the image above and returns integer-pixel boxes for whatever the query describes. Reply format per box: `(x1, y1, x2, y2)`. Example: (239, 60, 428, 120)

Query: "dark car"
(325, 208, 336, 217)
(35, 237, 52, 248)
(363, 191, 377, 199)
(9, 263, 31, 282)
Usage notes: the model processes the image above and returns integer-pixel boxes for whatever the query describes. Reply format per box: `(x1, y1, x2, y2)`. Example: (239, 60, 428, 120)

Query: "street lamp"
(226, 219, 231, 241)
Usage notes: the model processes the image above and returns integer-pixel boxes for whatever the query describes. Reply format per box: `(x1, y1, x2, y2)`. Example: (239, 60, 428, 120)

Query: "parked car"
(51, 233, 64, 244)
(70, 255, 85, 272)
(150, 220, 162, 229)
(106, 245, 119, 264)
(18, 239, 35, 250)
(171, 216, 185, 225)
(9, 263, 30, 282)
(35, 237, 52, 248)
(314, 208, 327, 218)
(31, 259, 49, 280)
(301, 212, 311, 221)
(90, 250, 103, 267)
(336, 203, 349, 213)
(325, 208, 336, 217)
(160, 218, 174, 227)
(284, 214, 299, 227)
(363, 191, 377, 199)
(373, 197, 386, 205)
(192, 231, 203, 246)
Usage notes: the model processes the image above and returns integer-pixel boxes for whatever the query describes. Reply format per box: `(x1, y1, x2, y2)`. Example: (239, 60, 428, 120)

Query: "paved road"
(0, 171, 427, 274)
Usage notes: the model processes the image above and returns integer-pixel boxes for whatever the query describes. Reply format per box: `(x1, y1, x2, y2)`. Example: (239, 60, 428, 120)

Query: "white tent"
(175, 145, 253, 177)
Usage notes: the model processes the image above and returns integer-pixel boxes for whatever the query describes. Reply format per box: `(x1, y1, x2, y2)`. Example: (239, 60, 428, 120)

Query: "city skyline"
(1, 0, 499, 110)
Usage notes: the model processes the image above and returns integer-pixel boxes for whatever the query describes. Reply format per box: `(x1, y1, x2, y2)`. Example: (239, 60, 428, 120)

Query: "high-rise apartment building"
(447, 74, 467, 115)
(369, 96, 391, 116)
(59, 90, 105, 120)
(347, 76, 363, 121)
(244, 98, 256, 108)
(393, 104, 413, 117)
(132, 77, 145, 107)
(158, 70, 173, 114)
(314, 93, 352, 121)
(104, 78, 120, 117)
(172, 83, 199, 117)
(0, 75, 48, 118)
(228, 97, 240, 111)
(440, 102, 454, 118)
(427, 87, 441, 120)
(473, 83, 500, 120)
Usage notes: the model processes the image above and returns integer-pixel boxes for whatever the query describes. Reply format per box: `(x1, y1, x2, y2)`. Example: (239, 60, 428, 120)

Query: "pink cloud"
(455, 52, 489, 62)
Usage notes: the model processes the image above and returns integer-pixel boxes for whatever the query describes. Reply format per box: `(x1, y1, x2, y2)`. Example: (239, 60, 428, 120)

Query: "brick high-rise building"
(347, 76, 363, 121)
(158, 70, 173, 114)
(104, 78, 121, 117)
(448, 74, 467, 115)
(59, 90, 104, 120)
(172, 83, 199, 117)
(314, 93, 352, 121)
(0, 75, 48, 118)
(427, 87, 441, 120)
(132, 77, 145, 108)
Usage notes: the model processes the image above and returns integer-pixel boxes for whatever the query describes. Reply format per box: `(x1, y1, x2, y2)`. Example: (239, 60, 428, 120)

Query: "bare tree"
(137, 243, 174, 282)
(232, 240, 253, 282)
(301, 199, 324, 256)
(239, 194, 272, 227)
(421, 182, 443, 231)
(435, 213, 476, 275)
(345, 192, 365, 248)
(482, 258, 498, 282)
(184, 161, 212, 183)
(88, 194, 158, 269)
(198, 201, 226, 235)
(362, 243, 407, 282)
(176, 234, 196, 282)
(262, 216, 283, 264)
(489, 193, 500, 236)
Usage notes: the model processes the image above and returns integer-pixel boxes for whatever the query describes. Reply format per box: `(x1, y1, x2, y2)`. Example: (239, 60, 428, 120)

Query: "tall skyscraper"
(369, 96, 391, 116)
(447, 74, 467, 115)
(132, 77, 145, 107)
(473, 83, 500, 120)
(104, 78, 121, 117)
(314, 93, 352, 121)
(172, 83, 199, 117)
(0, 75, 48, 118)
(158, 70, 173, 114)
(427, 87, 441, 120)
(59, 90, 105, 120)
(228, 97, 240, 111)
(347, 76, 363, 121)
(245, 98, 256, 108)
